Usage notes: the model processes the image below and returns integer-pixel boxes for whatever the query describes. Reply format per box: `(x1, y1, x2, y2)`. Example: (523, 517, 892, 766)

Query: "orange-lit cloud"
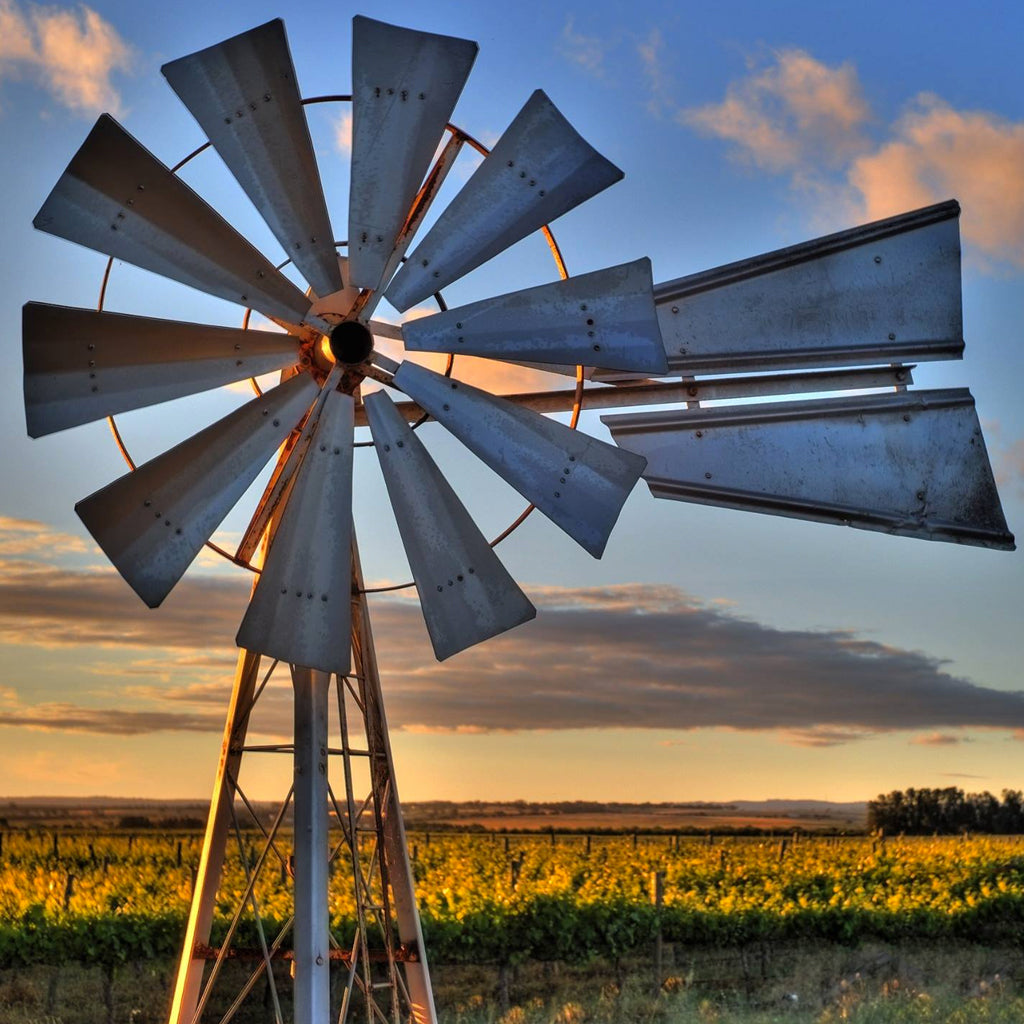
(910, 732, 972, 746)
(334, 110, 352, 154)
(0, 515, 87, 556)
(678, 49, 1024, 269)
(850, 96, 1024, 268)
(0, 1, 133, 115)
(681, 49, 869, 173)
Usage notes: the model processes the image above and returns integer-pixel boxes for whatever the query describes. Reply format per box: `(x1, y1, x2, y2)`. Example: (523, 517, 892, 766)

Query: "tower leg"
(292, 666, 332, 1024)
(168, 648, 263, 1024)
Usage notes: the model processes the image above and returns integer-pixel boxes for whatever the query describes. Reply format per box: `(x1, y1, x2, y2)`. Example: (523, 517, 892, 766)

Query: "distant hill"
(0, 796, 867, 832)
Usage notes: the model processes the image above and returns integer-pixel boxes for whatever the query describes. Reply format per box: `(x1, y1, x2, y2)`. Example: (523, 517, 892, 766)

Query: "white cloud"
(0, 1, 133, 115)
(560, 16, 610, 78)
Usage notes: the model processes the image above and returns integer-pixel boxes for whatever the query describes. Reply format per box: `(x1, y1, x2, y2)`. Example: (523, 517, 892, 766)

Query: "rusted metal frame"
(192, 787, 295, 1024)
(338, 930, 362, 1024)
(336, 669, 376, 1024)
(232, 657, 281, 739)
(342, 675, 366, 715)
(225, 769, 289, 871)
(226, 794, 284, 1024)
(236, 364, 343, 563)
(167, 647, 263, 1024)
(326, 780, 355, 853)
(357, 132, 466, 322)
(196, 943, 423, 965)
(351, 540, 435, 1024)
(215, 914, 294, 1024)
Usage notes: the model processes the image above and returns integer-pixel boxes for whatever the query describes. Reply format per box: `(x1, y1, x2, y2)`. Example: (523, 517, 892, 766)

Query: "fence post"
(651, 870, 664, 996)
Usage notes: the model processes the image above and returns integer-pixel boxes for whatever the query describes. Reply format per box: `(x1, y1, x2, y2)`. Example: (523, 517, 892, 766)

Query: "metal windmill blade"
(237, 388, 356, 674)
(348, 16, 477, 292)
(23, 302, 299, 437)
(33, 114, 317, 330)
(76, 372, 318, 607)
(162, 19, 343, 298)
(394, 361, 648, 557)
(402, 257, 668, 374)
(364, 389, 536, 660)
(385, 89, 624, 311)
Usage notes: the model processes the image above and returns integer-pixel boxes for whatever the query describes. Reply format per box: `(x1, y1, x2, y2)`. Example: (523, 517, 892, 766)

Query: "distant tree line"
(868, 787, 1024, 834)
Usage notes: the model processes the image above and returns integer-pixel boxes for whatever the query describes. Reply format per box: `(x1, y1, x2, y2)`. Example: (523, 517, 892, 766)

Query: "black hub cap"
(329, 320, 373, 365)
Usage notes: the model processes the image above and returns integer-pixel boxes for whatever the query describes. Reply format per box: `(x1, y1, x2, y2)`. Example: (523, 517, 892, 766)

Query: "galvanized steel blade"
(75, 372, 319, 608)
(385, 90, 623, 312)
(161, 20, 342, 298)
(348, 16, 477, 292)
(236, 389, 355, 675)
(603, 389, 1015, 550)
(32, 115, 313, 328)
(402, 257, 667, 374)
(655, 200, 964, 375)
(23, 302, 299, 437)
(394, 362, 647, 557)
(364, 390, 535, 660)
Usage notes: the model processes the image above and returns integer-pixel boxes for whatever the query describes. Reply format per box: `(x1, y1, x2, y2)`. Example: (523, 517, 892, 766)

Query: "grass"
(1, 944, 1022, 1023)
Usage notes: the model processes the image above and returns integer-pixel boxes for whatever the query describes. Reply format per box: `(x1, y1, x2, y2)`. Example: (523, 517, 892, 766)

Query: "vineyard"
(3, 830, 1024, 969)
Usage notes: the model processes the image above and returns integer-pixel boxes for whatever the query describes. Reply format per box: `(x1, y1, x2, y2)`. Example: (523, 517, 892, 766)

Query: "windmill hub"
(329, 320, 374, 365)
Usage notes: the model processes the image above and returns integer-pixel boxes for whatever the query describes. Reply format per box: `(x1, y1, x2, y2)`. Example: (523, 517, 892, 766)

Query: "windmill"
(21, 12, 1013, 1024)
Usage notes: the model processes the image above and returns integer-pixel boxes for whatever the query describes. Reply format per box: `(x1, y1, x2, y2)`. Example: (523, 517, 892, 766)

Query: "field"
(3, 828, 1024, 1021)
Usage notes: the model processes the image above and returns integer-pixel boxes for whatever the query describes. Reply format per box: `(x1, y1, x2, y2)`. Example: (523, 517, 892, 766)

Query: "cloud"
(678, 49, 1024, 268)
(681, 49, 869, 173)
(3, 551, 1022, 743)
(637, 28, 674, 118)
(910, 732, 972, 746)
(849, 96, 1024, 268)
(559, 16, 609, 78)
(0, 516, 87, 557)
(334, 110, 352, 154)
(0, 1, 133, 115)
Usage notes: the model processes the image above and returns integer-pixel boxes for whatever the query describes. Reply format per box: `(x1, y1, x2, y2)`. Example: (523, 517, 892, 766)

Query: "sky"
(0, 0, 1022, 804)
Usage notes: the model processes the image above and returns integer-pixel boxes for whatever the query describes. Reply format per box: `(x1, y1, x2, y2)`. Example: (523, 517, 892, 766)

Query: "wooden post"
(651, 870, 664, 996)
(503, 835, 510, 854)
(52, 833, 59, 859)
(62, 874, 75, 911)
(777, 839, 788, 861)
(585, 835, 591, 855)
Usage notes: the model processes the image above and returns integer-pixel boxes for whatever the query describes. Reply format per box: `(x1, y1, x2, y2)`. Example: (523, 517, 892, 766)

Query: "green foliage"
(3, 831, 1024, 967)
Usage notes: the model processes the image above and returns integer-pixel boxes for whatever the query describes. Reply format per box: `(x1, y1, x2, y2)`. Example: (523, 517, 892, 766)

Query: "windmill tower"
(22, 13, 1013, 1024)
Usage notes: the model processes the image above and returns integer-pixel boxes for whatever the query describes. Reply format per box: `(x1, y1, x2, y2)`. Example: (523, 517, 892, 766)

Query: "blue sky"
(0, 0, 1022, 801)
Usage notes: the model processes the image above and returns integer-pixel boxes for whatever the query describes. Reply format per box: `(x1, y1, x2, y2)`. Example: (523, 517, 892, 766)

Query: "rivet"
(437, 585, 443, 592)
(569, 455, 575, 461)
(457, 336, 464, 343)
(457, 574, 463, 581)
(529, 180, 535, 186)
(671, 306, 679, 314)
(397, 440, 404, 448)
(258, 270, 265, 278)
(539, 189, 545, 196)
(320, 444, 326, 452)
(587, 331, 595, 337)
(384, 444, 390, 452)
(519, 171, 526, 178)
(91, 385, 98, 392)
(88, 360, 95, 367)
(307, 592, 313, 599)
(559, 477, 566, 483)
(554, 491, 561, 498)
(903, 414, 911, 422)
(262, 410, 269, 416)
(586, 318, 594, 326)
(224, 117, 231, 125)
(333, 447, 341, 454)
(387, 88, 394, 95)
(916, 491, 925, 501)
(87, 343, 95, 350)
(154, 512, 161, 518)
(236, 359, 243, 366)
(419, 92, 425, 100)
(281, 587, 287, 594)
(264, 93, 271, 101)
(695, 430, 703, 438)
(164, 519, 170, 526)
(507, 160, 514, 167)
(136, 184, 145, 191)
(896, 371, 906, 381)
(241, 295, 247, 302)
(563, 467, 570, 474)
(456, 322, 463, 329)
(422, 259, 429, 267)
(321, 594, 328, 602)
(273, 419, 280, 426)
(705, 472, 712, 479)
(89, 372, 96, 379)
(443, 403, 450, 411)
(468, 567, 475, 574)
(433, 270, 440, 277)
(593, 344, 600, 351)
(234, 343, 242, 351)
(249, 102, 256, 111)
(448, 579, 454, 586)
(144, 500, 151, 507)
(175, 528, 182, 535)
(580, 304, 587, 311)
(874, 255, 882, 264)
(126, 198, 134, 206)
(296, 591, 302, 597)
(888, 332, 896, 340)
(451, 382, 458, 389)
